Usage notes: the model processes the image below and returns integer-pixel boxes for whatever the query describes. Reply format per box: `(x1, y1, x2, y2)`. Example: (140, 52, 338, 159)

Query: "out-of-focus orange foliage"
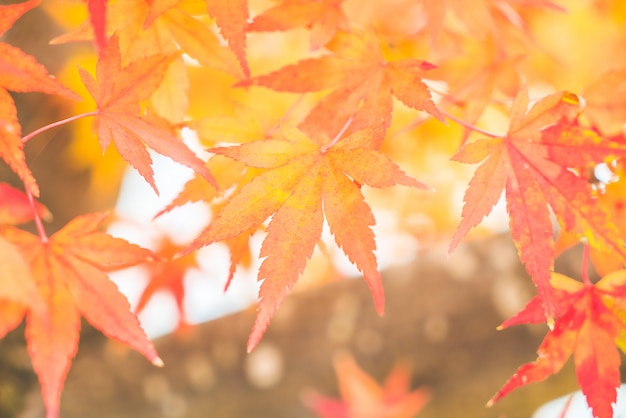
(303, 352, 430, 418)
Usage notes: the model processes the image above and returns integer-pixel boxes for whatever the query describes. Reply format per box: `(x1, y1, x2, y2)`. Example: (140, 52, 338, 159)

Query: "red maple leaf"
(78, 35, 216, 194)
(0, 0, 79, 196)
(0, 183, 50, 225)
(489, 266, 626, 418)
(85, 0, 107, 53)
(184, 124, 427, 351)
(450, 88, 626, 323)
(0, 212, 161, 418)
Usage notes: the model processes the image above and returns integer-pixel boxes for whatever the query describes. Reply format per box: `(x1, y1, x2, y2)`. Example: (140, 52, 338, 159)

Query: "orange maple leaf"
(248, 0, 349, 50)
(430, 37, 522, 143)
(419, 0, 565, 44)
(0, 0, 79, 196)
(0, 237, 44, 319)
(303, 352, 431, 418)
(489, 269, 626, 418)
(239, 30, 444, 141)
(450, 88, 626, 323)
(52, 0, 243, 122)
(0, 184, 47, 315)
(78, 36, 216, 194)
(206, 0, 250, 78)
(0, 212, 161, 418)
(582, 68, 626, 137)
(184, 124, 427, 351)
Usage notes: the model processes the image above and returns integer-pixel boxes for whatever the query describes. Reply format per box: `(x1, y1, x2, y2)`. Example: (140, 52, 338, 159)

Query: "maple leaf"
(206, 0, 250, 78)
(582, 68, 626, 136)
(135, 236, 199, 329)
(418, 0, 565, 44)
(184, 124, 427, 351)
(489, 269, 626, 418)
(554, 229, 624, 278)
(51, 0, 244, 122)
(239, 30, 444, 141)
(248, 0, 349, 50)
(78, 36, 216, 194)
(0, 237, 44, 319)
(155, 153, 259, 293)
(0, 0, 79, 196)
(85, 0, 107, 52)
(429, 37, 522, 143)
(0, 212, 161, 418)
(450, 88, 626, 323)
(0, 183, 50, 225)
(184, 104, 267, 146)
(303, 352, 431, 418)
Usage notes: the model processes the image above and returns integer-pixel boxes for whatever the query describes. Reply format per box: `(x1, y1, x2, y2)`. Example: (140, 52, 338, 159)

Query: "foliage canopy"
(2, 0, 626, 417)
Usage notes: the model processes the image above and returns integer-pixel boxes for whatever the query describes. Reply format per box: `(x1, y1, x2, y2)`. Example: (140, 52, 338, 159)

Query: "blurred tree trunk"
(0, 233, 598, 418)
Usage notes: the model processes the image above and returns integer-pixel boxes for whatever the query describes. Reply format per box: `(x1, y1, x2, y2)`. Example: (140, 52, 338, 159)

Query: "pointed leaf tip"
(374, 294, 385, 316)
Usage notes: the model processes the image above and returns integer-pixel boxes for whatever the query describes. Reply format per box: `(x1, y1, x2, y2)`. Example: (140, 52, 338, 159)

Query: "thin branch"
(390, 115, 430, 140)
(22, 111, 98, 144)
(558, 394, 574, 418)
(321, 116, 354, 153)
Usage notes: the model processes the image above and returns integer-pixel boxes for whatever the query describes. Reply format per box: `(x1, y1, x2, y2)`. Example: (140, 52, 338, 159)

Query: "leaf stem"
(26, 188, 48, 243)
(581, 242, 591, 286)
(22, 111, 98, 144)
(558, 394, 574, 418)
(321, 116, 354, 153)
(440, 109, 503, 138)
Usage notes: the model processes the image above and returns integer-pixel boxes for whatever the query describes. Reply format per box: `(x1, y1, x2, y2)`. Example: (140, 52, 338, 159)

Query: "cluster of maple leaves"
(2, 0, 626, 417)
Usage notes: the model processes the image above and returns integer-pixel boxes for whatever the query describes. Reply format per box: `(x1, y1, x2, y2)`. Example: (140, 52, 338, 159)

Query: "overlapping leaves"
(0, 0, 79, 196)
(450, 88, 626, 322)
(490, 269, 626, 418)
(0, 212, 161, 418)
(185, 124, 427, 351)
(240, 30, 444, 141)
(4, 1, 626, 417)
